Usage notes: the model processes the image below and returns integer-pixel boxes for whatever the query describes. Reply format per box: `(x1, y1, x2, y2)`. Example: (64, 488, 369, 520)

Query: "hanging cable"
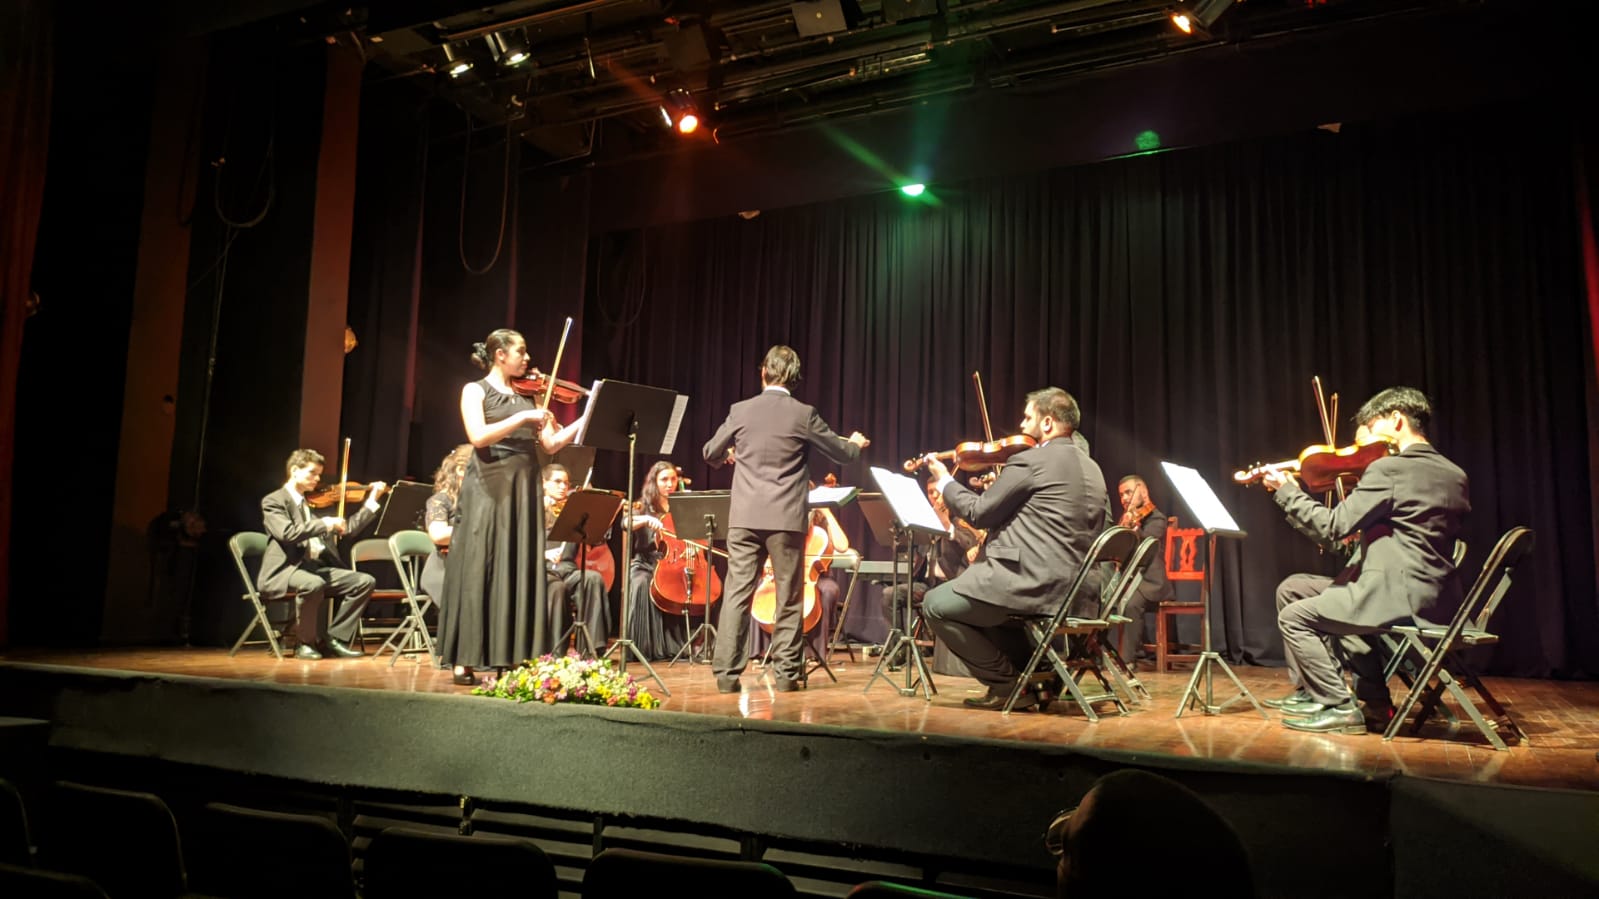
(458, 111, 513, 275)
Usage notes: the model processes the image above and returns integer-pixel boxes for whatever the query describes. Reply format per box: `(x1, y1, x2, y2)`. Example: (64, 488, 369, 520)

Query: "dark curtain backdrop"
(581, 103, 1598, 678)
(0, 0, 53, 642)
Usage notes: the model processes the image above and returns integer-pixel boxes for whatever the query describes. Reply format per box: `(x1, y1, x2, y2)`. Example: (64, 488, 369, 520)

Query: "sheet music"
(807, 484, 859, 508)
(1160, 461, 1246, 536)
(868, 466, 948, 535)
(575, 379, 603, 446)
(660, 395, 689, 454)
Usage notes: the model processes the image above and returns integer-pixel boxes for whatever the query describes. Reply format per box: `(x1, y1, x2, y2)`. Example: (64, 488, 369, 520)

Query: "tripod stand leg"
(863, 628, 905, 694)
(606, 637, 671, 697)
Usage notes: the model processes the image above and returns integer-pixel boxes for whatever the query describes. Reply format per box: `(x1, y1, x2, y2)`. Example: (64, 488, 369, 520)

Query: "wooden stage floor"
(5, 645, 1596, 792)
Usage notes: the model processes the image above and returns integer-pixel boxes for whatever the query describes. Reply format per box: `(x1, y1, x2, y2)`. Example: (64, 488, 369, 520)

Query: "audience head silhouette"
(1052, 769, 1254, 898)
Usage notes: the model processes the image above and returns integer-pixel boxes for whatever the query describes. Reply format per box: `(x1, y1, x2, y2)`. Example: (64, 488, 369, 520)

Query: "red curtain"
(0, 0, 54, 644)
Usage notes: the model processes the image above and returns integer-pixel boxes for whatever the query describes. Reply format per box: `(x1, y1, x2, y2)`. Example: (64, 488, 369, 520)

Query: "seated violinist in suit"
(1104, 475, 1175, 668)
(258, 449, 388, 661)
(543, 464, 611, 656)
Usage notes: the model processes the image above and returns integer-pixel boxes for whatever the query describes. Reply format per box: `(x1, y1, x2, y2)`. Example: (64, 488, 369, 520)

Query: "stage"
(2, 645, 1599, 897)
(4, 644, 1595, 791)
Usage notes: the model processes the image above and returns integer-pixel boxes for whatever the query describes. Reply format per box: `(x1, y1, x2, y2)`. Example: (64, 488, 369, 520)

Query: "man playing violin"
(920, 387, 1109, 711)
(1107, 475, 1175, 668)
(703, 345, 869, 694)
(1261, 387, 1469, 734)
(258, 449, 389, 660)
(543, 464, 611, 656)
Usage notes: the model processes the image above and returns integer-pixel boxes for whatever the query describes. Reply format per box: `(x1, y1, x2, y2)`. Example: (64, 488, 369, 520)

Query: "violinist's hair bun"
(470, 342, 491, 371)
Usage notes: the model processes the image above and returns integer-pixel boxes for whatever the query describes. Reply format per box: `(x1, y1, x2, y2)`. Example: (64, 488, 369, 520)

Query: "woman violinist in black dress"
(439, 329, 581, 685)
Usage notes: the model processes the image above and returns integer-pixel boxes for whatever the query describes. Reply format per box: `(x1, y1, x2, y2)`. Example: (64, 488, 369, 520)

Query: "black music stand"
(580, 379, 688, 696)
(1160, 461, 1266, 719)
(862, 467, 945, 700)
(372, 480, 433, 538)
(547, 488, 625, 658)
(660, 490, 729, 667)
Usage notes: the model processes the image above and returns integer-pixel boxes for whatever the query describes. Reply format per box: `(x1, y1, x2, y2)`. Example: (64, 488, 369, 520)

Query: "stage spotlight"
(486, 31, 530, 67)
(900, 183, 926, 197)
(442, 43, 472, 77)
(1170, 0, 1233, 35)
(662, 89, 700, 135)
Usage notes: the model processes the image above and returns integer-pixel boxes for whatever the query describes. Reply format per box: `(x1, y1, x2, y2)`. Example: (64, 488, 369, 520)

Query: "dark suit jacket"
(258, 488, 376, 597)
(702, 388, 861, 532)
(940, 438, 1109, 616)
(1274, 442, 1470, 626)
(1130, 507, 1176, 602)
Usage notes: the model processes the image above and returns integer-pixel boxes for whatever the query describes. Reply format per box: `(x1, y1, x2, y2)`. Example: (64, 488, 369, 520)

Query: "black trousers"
(281, 565, 374, 645)
(549, 567, 610, 655)
(714, 528, 805, 682)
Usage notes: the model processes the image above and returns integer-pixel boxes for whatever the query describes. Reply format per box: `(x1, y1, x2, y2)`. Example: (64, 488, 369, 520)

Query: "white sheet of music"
(868, 466, 948, 536)
(659, 395, 689, 455)
(575, 379, 603, 446)
(1160, 461, 1246, 537)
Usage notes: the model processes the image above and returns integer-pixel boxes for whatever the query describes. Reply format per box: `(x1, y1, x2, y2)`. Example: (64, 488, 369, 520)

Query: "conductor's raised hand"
(848, 431, 870, 449)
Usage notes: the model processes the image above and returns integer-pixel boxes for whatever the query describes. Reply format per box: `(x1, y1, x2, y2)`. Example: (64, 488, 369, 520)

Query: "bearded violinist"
(1105, 475, 1175, 668)
(543, 464, 611, 656)
(920, 388, 1109, 711)
(1260, 387, 1469, 735)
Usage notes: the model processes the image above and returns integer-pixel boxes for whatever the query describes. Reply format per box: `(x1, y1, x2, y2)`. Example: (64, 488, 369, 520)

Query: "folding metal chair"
(1002, 526, 1141, 720)
(1378, 539, 1468, 728)
(346, 537, 407, 651)
(373, 530, 439, 667)
(1098, 535, 1161, 705)
(227, 531, 302, 660)
(1381, 527, 1534, 750)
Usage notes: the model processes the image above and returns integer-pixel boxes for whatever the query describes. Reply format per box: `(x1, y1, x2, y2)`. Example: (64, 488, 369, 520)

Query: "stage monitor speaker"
(792, 0, 861, 37)
(881, 0, 940, 25)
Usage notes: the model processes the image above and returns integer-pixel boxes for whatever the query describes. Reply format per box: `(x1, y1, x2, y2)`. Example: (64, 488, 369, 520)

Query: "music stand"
(1160, 461, 1267, 718)
(580, 379, 688, 697)
(659, 490, 730, 667)
(547, 488, 625, 658)
(372, 480, 433, 538)
(537, 444, 597, 487)
(862, 468, 946, 700)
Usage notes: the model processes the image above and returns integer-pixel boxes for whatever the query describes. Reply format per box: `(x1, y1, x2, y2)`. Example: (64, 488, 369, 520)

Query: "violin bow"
(541, 316, 574, 414)
(1311, 376, 1348, 506)
(336, 437, 352, 521)
(972, 371, 1003, 478)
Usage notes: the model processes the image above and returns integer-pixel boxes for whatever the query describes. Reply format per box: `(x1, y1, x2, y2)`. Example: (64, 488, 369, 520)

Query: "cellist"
(621, 461, 689, 660)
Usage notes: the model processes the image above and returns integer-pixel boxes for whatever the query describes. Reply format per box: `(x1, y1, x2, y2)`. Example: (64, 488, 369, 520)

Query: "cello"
(749, 475, 838, 634)
(648, 507, 723, 617)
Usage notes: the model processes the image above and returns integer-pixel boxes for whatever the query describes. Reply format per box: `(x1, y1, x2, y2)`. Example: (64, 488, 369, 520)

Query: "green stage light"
(901, 183, 926, 197)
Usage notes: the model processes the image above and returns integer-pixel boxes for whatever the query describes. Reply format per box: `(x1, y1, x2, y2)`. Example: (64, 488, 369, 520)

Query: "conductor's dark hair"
(471, 329, 523, 371)
(761, 345, 802, 388)
(1355, 387, 1432, 437)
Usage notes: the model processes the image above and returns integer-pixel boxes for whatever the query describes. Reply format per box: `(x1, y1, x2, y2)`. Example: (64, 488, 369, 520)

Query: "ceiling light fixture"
(1170, 0, 1233, 35)
(442, 43, 472, 77)
(486, 31, 531, 67)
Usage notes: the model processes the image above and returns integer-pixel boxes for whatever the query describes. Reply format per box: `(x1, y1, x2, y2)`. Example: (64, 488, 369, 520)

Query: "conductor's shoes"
(715, 676, 742, 694)
(323, 638, 364, 659)
(294, 644, 322, 661)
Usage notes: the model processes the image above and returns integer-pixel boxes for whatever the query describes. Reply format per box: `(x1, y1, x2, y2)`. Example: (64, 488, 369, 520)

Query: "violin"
(903, 435, 1036, 473)
(1119, 500, 1156, 531)
(750, 474, 839, 634)
(305, 480, 374, 509)
(509, 368, 589, 405)
(1234, 437, 1398, 494)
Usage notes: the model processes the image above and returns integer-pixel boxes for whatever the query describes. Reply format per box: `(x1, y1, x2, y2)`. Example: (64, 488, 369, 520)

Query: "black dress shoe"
(963, 690, 1038, 712)
(451, 666, 478, 686)
(1263, 689, 1314, 710)
(1282, 702, 1367, 735)
(715, 676, 742, 694)
(772, 677, 803, 693)
(323, 638, 364, 659)
(1278, 698, 1338, 717)
(294, 644, 322, 661)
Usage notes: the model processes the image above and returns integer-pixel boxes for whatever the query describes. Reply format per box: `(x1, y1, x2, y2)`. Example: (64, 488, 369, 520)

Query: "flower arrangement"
(472, 652, 662, 710)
